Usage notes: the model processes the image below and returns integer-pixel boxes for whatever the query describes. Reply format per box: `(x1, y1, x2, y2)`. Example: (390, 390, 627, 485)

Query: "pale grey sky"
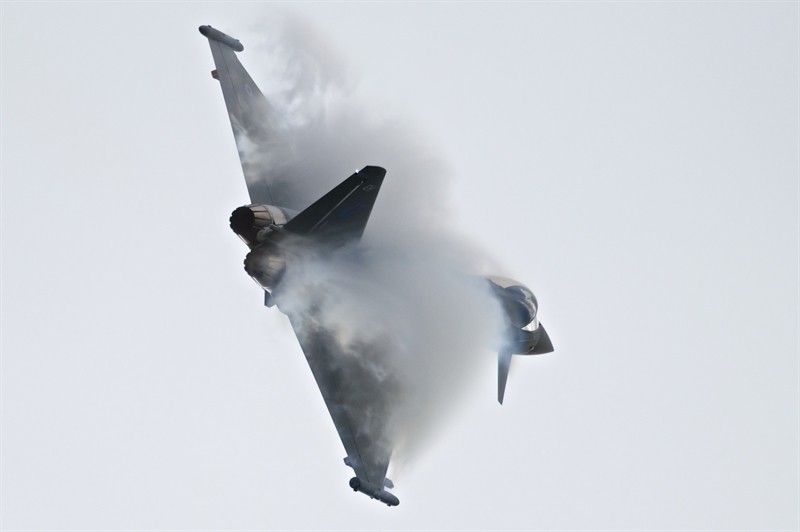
(2, 2, 798, 531)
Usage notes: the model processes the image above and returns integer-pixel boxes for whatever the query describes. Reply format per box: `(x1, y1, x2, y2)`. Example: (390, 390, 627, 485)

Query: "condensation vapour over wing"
(238, 15, 506, 473)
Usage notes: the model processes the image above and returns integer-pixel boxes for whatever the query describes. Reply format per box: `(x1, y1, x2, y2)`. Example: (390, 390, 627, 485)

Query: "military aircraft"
(199, 25, 554, 507)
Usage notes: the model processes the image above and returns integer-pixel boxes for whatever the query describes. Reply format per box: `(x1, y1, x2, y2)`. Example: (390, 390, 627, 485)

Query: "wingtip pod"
(199, 25, 244, 52)
(349, 477, 400, 506)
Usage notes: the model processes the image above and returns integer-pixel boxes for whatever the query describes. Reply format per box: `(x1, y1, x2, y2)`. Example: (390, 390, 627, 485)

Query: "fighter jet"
(199, 25, 554, 507)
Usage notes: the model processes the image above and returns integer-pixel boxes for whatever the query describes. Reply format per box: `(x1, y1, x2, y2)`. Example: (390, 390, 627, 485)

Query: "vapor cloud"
(241, 15, 505, 476)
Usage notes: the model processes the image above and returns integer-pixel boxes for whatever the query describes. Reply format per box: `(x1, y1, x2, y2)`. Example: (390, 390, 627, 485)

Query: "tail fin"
(283, 166, 386, 247)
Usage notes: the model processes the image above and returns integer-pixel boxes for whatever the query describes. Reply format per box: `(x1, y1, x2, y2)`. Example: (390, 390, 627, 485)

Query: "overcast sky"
(2, 2, 798, 531)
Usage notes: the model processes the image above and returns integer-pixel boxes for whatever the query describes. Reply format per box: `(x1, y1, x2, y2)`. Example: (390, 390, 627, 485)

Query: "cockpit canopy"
(487, 276, 539, 331)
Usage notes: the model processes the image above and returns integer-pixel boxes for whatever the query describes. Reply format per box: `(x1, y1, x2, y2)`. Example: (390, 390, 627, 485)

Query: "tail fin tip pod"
(198, 25, 244, 52)
(200, 23, 283, 207)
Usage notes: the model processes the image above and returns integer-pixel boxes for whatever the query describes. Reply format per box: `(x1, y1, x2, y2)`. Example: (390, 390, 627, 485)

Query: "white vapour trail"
(242, 16, 505, 472)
